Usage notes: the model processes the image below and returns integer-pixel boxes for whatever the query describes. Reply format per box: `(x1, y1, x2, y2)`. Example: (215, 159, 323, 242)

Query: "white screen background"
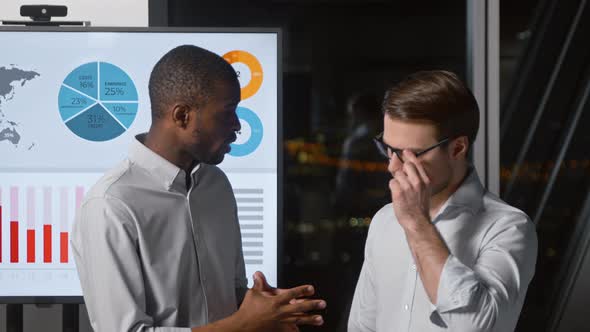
(0, 30, 278, 297)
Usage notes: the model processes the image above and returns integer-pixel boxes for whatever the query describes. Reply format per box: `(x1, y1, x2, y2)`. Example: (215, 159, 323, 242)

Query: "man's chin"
(207, 153, 226, 165)
(204, 144, 232, 165)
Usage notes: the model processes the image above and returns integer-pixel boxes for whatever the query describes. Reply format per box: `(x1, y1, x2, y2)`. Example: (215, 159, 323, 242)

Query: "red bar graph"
(44, 224, 52, 263)
(60, 232, 68, 263)
(27, 187, 36, 263)
(44, 187, 52, 263)
(0, 185, 82, 264)
(60, 187, 69, 263)
(10, 187, 19, 263)
(27, 229, 35, 263)
(10, 221, 18, 263)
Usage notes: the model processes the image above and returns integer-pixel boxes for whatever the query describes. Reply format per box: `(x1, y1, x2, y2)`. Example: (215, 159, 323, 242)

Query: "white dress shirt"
(349, 169, 537, 332)
(72, 134, 248, 332)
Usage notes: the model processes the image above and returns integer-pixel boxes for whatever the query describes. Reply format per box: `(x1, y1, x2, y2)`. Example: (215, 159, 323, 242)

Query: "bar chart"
(0, 171, 277, 294)
(0, 172, 100, 297)
(0, 185, 84, 265)
(235, 188, 265, 265)
(227, 171, 277, 286)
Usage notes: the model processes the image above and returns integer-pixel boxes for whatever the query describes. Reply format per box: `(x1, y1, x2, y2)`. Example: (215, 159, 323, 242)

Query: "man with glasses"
(348, 71, 537, 331)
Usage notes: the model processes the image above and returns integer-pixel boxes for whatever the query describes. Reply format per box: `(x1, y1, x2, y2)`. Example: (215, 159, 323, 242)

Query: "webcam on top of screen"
(0, 5, 90, 26)
(21, 5, 67, 21)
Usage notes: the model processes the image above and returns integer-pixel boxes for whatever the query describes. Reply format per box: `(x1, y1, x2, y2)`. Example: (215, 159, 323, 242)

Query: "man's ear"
(171, 104, 192, 129)
(451, 136, 469, 160)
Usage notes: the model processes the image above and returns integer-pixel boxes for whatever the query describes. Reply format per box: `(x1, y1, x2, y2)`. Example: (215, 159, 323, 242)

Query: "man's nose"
(233, 113, 241, 132)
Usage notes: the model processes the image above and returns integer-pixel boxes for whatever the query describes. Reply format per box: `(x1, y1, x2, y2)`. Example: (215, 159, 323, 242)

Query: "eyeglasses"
(373, 132, 450, 162)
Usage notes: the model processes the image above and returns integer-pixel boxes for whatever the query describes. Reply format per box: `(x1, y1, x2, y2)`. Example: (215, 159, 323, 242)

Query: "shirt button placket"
(406, 261, 418, 331)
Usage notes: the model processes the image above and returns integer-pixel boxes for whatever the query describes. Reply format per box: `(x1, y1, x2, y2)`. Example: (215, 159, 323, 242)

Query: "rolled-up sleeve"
(430, 213, 538, 331)
(71, 196, 191, 332)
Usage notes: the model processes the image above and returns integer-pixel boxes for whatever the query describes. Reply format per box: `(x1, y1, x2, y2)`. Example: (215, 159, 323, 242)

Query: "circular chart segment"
(58, 62, 139, 142)
(223, 50, 263, 100)
(230, 107, 263, 157)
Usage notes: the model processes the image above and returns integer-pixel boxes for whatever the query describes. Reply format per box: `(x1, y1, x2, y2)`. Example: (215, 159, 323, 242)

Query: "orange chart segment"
(223, 50, 263, 100)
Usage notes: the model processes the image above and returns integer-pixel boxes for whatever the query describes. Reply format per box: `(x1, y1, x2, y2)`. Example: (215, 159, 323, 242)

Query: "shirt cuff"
(433, 254, 480, 314)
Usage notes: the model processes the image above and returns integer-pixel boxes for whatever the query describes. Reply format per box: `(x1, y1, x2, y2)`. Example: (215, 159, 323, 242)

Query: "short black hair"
(148, 45, 238, 120)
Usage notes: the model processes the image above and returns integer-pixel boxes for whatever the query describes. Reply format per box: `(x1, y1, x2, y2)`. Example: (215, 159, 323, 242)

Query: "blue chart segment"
(57, 86, 96, 120)
(66, 104, 126, 142)
(58, 62, 138, 142)
(63, 62, 98, 99)
(230, 107, 263, 157)
(102, 103, 138, 128)
(100, 62, 139, 102)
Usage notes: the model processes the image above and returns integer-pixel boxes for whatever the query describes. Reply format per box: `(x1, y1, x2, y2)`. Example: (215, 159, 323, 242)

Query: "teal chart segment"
(230, 106, 264, 157)
(58, 62, 139, 142)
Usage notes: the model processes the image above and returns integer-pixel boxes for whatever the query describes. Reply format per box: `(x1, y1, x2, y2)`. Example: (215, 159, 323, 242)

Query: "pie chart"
(230, 107, 263, 157)
(223, 50, 263, 100)
(58, 62, 139, 142)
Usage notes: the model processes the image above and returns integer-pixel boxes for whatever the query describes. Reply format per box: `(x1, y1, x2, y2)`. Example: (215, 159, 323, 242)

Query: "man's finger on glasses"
(403, 150, 431, 184)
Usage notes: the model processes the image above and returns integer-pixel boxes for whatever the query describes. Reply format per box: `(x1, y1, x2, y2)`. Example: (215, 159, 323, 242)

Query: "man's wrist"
(399, 213, 431, 234)
(227, 307, 255, 332)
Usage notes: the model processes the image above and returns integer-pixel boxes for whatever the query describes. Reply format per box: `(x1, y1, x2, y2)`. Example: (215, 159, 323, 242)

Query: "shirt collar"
(434, 167, 485, 220)
(129, 133, 200, 191)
